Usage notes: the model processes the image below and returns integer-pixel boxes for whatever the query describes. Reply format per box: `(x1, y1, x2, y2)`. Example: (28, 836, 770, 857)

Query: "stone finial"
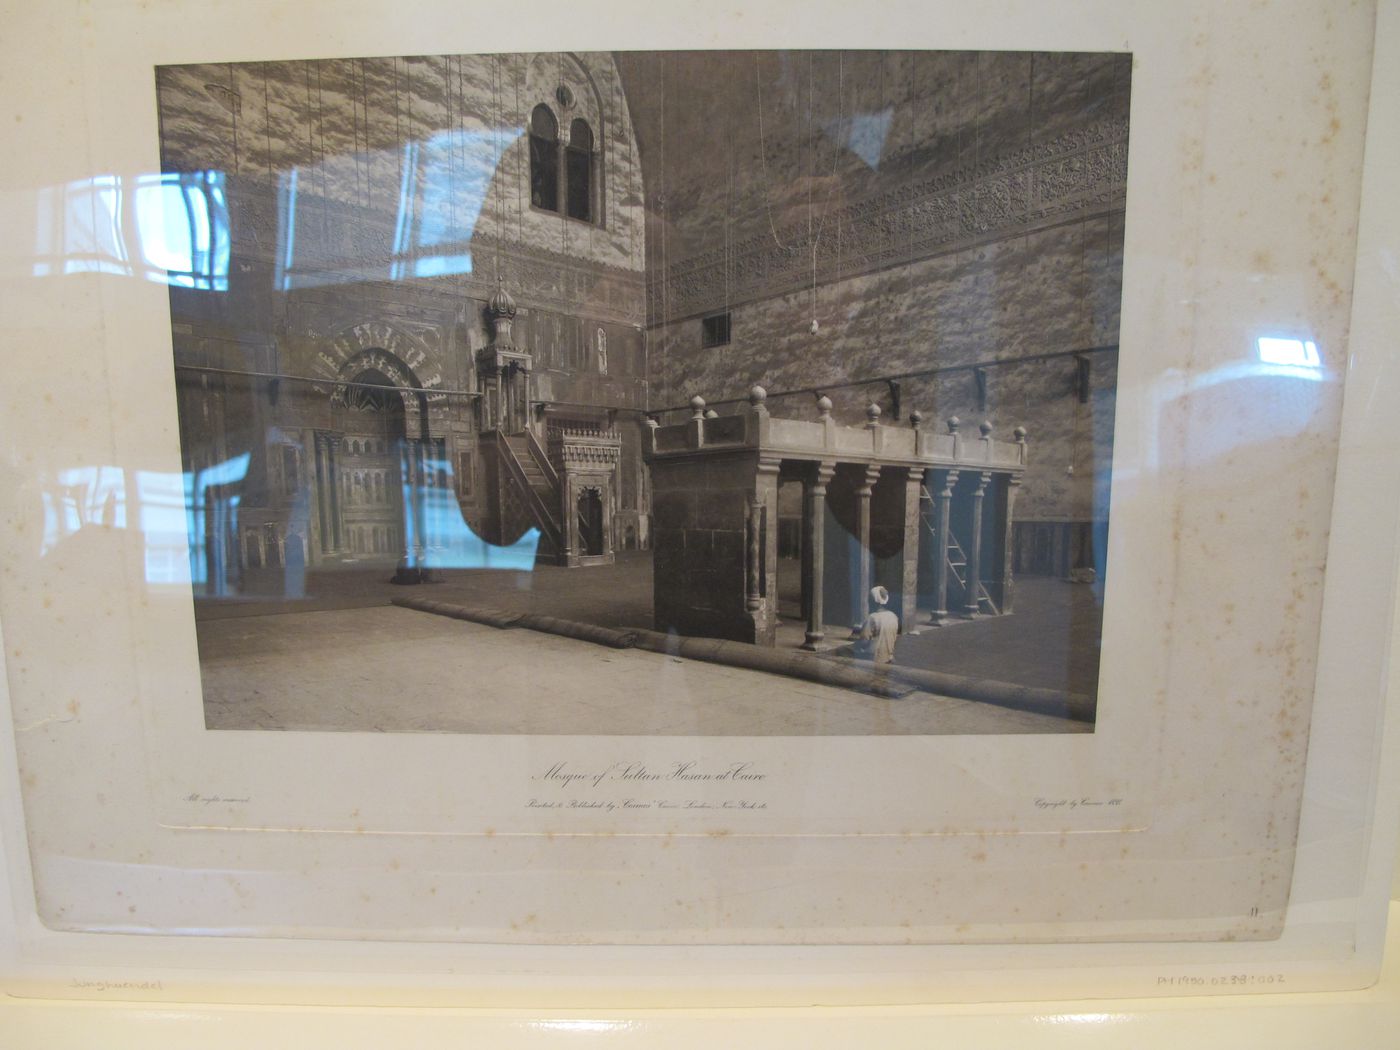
(704, 408, 719, 419)
(690, 395, 706, 419)
(865, 402, 882, 428)
(484, 275, 518, 350)
(487, 274, 517, 320)
(979, 420, 993, 437)
(816, 395, 833, 419)
(1014, 426, 1027, 442)
(947, 415, 961, 434)
(909, 409, 923, 428)
(749, 384, 767, 406)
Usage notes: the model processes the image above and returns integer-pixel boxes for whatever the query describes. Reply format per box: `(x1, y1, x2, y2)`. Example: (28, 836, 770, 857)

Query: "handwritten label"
(529, 762, 770, 813)
(536, 761, 766, 788)
(69, 978, 165, 993)
(527, 798, 767, 811)
(1157, 973, 1285, 988)
(1033, 797, 1123, 811)
(183, 793, 251, 805)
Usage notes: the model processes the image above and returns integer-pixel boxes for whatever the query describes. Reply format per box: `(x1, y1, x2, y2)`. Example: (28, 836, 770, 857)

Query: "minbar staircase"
(505, 434, 555, 507)
(492, 431, 563, 563)
(920, 487, 999, 616)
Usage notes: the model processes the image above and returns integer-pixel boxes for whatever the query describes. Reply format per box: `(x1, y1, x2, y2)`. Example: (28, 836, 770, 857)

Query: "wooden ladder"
(919, 487, 1000, 616)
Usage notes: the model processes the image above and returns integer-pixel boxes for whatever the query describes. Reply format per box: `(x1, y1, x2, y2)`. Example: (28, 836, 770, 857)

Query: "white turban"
(870, 585, 890, 606)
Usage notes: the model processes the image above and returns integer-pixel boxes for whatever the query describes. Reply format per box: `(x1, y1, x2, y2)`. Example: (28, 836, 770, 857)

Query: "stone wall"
(157, 53, 650, 563)
(161, 49, 1127, 576)
(623, 50, 1128, 529)
(158, 53, 646, 278)
(650, 453, 768, 643)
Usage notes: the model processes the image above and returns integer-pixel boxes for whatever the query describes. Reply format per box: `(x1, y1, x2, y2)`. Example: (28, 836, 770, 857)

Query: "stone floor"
(199, 551, 1103, 697)
(199, 606, 1089, 736)
(195, 552, 1101, 735)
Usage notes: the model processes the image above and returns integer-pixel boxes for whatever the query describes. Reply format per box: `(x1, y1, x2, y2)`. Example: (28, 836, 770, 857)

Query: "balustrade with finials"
(643, 386, 1028, 647)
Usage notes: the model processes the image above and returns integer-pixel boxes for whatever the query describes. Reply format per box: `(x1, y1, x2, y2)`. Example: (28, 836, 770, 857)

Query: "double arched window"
(529, 104, 597, 224)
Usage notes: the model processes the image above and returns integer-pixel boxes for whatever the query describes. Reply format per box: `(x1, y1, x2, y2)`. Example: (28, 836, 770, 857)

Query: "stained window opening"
(702, 312, 732, 348)
(566, 118, 594, 222)
(529, 104, 559, 213)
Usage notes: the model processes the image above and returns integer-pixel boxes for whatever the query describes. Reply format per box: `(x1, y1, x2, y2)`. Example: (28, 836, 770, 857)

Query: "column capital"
(858, 462, 882, 496)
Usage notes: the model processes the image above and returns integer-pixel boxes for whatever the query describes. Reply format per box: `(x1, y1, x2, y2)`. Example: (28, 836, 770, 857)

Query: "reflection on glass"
(31, 172, 229, 289)
(185, 453, 250, 592)
(275, 130, 518, 290)
(831, 108, 893, 168)
(35, 455, 532, 591)
(1257, 336, 1322, 371)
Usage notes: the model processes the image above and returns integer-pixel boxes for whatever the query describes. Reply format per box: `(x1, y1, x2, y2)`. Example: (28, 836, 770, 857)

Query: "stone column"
(412, 437, 429, 572)
(396, 439, 412, 560)
(303, 434, 321, 564)
(600, 473, 616, 565)
(313, 433, 330, 556)
(561, 473, 578, 566)
(745, 497, 762, 613)
(505, 365, 520, 435)
(1001, 473, 1022, 615)
(325, 435, 344, 554)
(801, 461, 836, 651)
(1001, 427, 1028, 615)
(901, 467, 925, 635)
(749, 455, 781, 645)
(857, 464, 881, 622)
(929, 468, 958, 626)
(963, 470, 991, 618)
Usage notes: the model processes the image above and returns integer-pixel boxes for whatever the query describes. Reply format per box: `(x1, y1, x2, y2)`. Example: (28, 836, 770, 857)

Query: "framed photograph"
(168, 44, 1116, 737)
(1, 0, 1398, 1007)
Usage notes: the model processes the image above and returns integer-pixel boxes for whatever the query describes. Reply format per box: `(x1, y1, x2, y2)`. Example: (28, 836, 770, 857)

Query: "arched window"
(566, 119, 594, 222)
(529, 104, 559, 213)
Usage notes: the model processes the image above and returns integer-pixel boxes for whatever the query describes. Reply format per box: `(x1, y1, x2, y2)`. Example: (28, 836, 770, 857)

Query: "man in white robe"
(855, 585, 900, 665)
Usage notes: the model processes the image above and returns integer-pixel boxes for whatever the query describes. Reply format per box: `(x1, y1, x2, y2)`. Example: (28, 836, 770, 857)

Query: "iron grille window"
(701, 312, 732, 348)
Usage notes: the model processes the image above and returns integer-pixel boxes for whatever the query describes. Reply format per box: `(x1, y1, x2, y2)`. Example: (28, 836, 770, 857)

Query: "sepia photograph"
(5, 0, 1391, 973)
(152, 49, 1128, 737)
